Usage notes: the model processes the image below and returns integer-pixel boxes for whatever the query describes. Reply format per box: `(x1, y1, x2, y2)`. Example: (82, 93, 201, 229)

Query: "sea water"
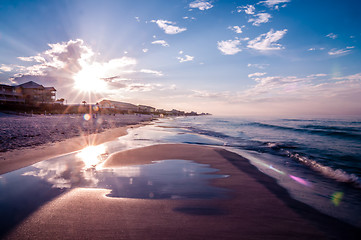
(132, 116, 361, 228)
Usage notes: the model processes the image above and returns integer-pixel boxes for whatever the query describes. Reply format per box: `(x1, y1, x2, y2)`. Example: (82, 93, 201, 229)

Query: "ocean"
(122, 116, 361, 227)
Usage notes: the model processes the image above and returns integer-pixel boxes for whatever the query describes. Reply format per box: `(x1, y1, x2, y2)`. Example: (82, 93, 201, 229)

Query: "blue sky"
(1, 0, 361, 116)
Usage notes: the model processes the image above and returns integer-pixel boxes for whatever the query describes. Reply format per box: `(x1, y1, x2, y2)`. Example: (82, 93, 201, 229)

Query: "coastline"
(5, 144, 360, 239)
(0, 121, 151, 175)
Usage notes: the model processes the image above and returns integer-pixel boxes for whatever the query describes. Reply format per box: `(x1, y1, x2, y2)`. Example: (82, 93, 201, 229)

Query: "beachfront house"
(18, 81, 56, 104)
(98, 99, 139, 113)
(0, 81, 56, 105)
(0, 84, 25, 104)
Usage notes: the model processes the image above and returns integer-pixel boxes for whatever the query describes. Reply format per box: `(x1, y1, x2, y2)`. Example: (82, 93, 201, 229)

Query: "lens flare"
(289, 175, 311, 187)
(331, 192, 344, 206)
(83, 114, 91, 121)
(77, 145, 107, 169)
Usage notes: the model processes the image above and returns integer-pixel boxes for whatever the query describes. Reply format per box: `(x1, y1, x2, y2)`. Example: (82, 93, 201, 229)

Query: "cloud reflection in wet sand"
(17, 145, 229, 199)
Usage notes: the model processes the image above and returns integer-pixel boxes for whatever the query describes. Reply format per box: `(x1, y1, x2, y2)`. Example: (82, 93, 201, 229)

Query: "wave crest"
(288, 152, 361, 187)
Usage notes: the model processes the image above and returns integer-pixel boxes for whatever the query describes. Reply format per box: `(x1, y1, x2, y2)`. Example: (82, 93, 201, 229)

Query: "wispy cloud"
(126, 83, 158, 92)
(140, 69, 163, 76)
(237, 73, 361, 106)
(151, 20, 186, 34)
(247, 63, 269, 69)
(248, 13, 272, 26)
(217, 39, 242, 55)
(191, 90, 227, 98)
(151, 40, 169, 47)
(260, 0, 291, 8)
(189, 0, 213, 11)
(248, 72, 267, 78)
(308, 47, 325, 51)
(307, 73, 328, 78)
(328, 47, 353, 56)
(326, 33, 338, 39)
(228, 25, 245, 34)
(247, 29, 287, 51)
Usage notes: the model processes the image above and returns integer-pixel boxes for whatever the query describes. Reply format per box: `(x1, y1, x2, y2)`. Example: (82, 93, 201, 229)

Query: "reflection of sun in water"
(77, 145, 107, 169)
(74, 64, 108, 93)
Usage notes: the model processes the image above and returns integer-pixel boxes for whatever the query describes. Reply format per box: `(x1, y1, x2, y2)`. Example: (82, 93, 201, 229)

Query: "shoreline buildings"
(0, 81, 56, 105)
(1, 81, 209, 116)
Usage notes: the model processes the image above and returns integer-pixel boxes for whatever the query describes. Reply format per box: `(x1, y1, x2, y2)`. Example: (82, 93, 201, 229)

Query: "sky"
(0, 0, 361, 117)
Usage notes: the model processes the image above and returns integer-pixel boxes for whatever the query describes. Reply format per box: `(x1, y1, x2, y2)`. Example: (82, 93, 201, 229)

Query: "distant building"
(98, 99, 139, 113)
(138, 105, 156, 113)
(169, 109, 185, 116)
(0, 81, 56, 105)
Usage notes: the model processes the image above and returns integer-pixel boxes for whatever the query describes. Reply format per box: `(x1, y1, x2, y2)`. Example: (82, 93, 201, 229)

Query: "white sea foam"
(288, 152, 360, 187)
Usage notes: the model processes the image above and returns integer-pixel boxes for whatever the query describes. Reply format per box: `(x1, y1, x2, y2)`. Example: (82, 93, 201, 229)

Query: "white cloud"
(151, 20, 186, 34)
(126, 83, 162, 92)
(217, 39, 242, 55)
(307, 73, 328, 78)
(13, 39, 95, 77)
(247, 63, 269, 69)
(177, 55, 194, 63)
(248, 13, 272, 26)
(260, 0, 291, 8)
(247, 29, 287, 51)
(185, 73, 361, 116)
(0, 64, 13, 72)
(228, 25, 245, 34)
(333, 73, 361, 81)
(151, 40, 169, 47)
(238, 73, 361, 105)
(238, 5, 255, 15)
(248, 72, 267, 78)
(135, 16, 140, 22)
(6, 39, 159, 103)
(189, 0, 213, 10)
(140, 69, 163, 76)
(308, 47, 326, 51)
(326, 33, 338, 39)
(142, 48, 149, 53)
(328, 48, 352, 56)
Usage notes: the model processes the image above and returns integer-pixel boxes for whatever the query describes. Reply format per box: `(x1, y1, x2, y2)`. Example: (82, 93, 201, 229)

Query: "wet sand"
(5, 144, 360, 239)
(0, 123, 146, 175)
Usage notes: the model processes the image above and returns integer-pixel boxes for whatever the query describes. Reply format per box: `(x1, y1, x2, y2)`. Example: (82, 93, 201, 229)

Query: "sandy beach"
(0, 113, 153, 174)
(3, 143, 360, 239)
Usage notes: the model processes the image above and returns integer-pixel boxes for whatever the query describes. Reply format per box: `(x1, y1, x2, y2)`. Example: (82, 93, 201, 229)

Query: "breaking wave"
(287, 151, 361, 187)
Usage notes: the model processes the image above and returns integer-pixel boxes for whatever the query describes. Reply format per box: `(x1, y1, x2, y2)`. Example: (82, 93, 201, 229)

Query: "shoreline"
(0, 121, 151, 175)
(5, 143, 360, 239)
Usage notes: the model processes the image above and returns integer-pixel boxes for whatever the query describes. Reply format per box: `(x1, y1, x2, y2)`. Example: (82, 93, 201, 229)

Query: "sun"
(73, 63, 108, 93)
(76, 145, 107, 169)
